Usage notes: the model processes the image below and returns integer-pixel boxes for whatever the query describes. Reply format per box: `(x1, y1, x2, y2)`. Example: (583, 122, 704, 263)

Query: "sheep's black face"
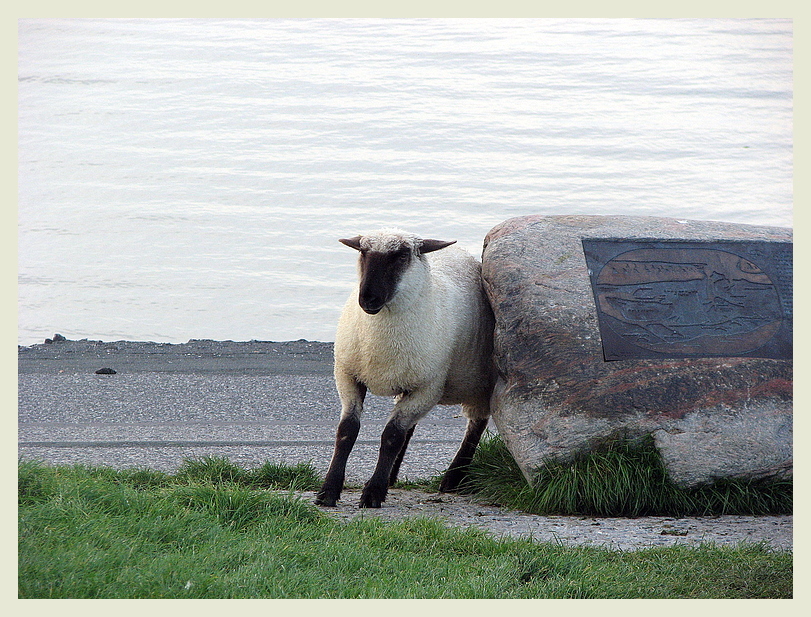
(356, 248, 412, 314)
(339, 233, 456, 315)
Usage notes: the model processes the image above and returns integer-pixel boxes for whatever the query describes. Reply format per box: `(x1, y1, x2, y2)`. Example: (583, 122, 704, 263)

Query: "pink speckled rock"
(481, 215, 792, 487)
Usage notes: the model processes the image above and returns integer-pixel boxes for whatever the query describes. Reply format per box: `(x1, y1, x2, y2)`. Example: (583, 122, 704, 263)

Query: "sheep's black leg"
(439, 417, 489, 493)
(388, 425, 415, 487)
(360, 420, 409, 508)
(315, 413, 361, 507)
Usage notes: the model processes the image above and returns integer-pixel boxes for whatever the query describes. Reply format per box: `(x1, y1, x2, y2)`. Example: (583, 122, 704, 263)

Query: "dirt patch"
(302, 488, 792, 552)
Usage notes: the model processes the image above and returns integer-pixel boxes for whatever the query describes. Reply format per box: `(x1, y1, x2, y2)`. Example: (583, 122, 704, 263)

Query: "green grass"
(175, 456, 322, 491)
(460, 432, 793, 517)
(18, 458, 791, 599)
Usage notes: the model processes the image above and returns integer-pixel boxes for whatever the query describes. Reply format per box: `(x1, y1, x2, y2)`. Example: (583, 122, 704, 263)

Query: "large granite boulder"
(481, 215, 792, 488)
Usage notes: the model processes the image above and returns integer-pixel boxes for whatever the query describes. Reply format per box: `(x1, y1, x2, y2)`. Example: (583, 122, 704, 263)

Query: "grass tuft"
(460, 432, 792, 517)
(176, 456, 248, 485)
(174, 455, 321, 490)
(248, 460, 322, 491)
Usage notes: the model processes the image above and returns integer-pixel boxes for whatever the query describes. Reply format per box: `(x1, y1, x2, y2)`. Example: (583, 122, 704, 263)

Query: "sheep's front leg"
(315, 376, 366, 507)
(439, 415, 489, 493)
(359, 420, 410, 508)
(360, 390, 438, 508)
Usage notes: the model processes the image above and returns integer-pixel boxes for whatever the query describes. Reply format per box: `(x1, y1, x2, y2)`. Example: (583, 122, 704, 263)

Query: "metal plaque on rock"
(581, 239, 792, 361)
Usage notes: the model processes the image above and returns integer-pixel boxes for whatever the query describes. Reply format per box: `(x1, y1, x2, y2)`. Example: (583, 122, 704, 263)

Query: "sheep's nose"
(359, 293, 384, 314)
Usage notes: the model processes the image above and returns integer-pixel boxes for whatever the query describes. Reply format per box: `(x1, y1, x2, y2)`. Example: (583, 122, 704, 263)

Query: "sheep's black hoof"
(314, 491, 339, 507)
(314, 497, 337, 507)
(359, 485, 386, 508)
(438, 469, 466, 493)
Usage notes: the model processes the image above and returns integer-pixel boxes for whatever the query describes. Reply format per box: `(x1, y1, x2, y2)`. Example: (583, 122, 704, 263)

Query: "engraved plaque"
(582, 239, 792, 361)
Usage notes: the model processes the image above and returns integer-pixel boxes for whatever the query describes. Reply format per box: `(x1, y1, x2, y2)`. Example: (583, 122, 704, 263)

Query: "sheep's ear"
(419, 239, 456, 254)
(339, 236, 363, 251)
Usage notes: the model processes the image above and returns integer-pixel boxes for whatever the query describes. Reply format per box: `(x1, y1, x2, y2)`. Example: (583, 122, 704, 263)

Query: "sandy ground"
(18, 337, 792, 552)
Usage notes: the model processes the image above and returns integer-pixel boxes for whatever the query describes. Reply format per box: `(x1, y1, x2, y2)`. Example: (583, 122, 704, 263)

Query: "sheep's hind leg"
(388, 425, 415, 487)
(439, 416, 488, 493)
(315, 379, 366, 507)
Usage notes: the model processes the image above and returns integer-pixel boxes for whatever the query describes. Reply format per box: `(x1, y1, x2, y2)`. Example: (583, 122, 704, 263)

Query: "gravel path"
(300, 488, 792, 552)
(18, 337, 792, 552)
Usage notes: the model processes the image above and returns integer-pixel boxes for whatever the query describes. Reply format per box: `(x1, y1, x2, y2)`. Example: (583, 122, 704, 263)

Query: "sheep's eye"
(398, 252, 410, 262)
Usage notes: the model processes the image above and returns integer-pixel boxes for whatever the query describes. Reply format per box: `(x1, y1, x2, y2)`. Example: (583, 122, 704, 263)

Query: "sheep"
(314, 228, 495, 508)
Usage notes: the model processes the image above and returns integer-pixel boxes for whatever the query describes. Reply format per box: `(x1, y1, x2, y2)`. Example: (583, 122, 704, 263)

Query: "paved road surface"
(18, 338, 474, 483)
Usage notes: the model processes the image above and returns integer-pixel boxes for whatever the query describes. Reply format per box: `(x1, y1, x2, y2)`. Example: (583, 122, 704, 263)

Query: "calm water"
(18, 18, 793, 346)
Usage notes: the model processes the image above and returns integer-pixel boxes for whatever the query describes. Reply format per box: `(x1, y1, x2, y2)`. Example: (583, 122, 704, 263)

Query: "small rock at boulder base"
(481, 215, 792, 488)
(95, 367, 117, 375)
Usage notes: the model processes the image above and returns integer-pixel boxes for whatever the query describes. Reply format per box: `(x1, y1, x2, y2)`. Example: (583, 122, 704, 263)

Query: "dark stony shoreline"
(18, 337, 336, 376)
